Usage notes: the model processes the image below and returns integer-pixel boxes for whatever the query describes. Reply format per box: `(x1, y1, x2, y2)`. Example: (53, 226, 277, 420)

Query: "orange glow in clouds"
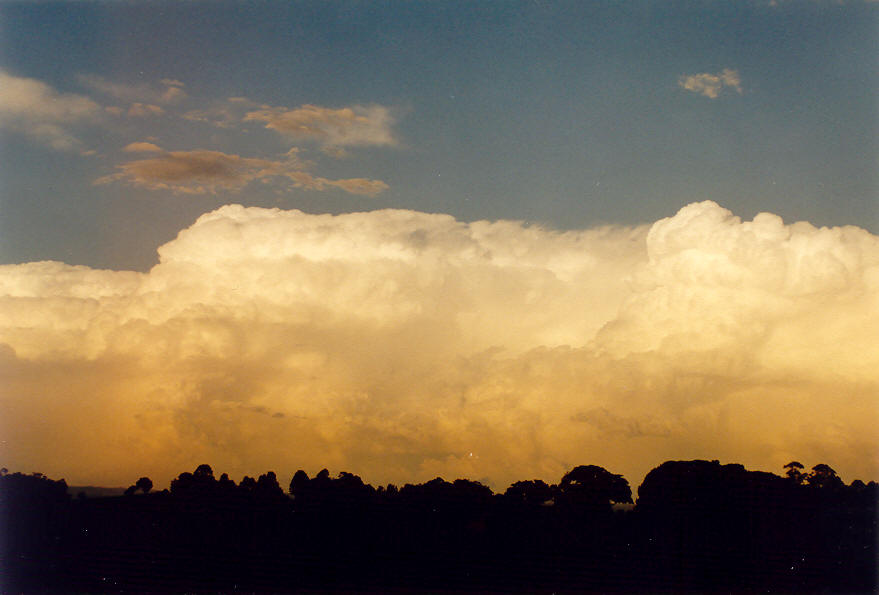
(0, 201, 877, 489)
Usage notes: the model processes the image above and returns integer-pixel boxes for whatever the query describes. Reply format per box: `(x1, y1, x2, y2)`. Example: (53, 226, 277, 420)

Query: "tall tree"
(807, 464, 843, 489)
(784, 461, 806, 484)
(558, 465, 632, 512)
(134, 477, 153, 494)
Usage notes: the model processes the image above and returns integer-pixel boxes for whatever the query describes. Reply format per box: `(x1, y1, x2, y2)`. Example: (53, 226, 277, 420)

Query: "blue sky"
(1, 0, 875, 271)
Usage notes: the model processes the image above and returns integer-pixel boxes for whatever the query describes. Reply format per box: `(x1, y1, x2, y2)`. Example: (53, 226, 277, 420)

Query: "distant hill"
(67, 485, 127, 498)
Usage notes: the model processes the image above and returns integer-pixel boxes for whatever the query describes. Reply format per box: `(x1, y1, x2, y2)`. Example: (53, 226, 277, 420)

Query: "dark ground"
(1, 460, 876, 593)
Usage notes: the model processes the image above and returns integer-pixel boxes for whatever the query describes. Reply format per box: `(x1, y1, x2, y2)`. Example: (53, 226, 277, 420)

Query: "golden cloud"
(127, 103, 165, 117)
(245, 103, 397, 149)
(679, 69, 743, 99)
(123, 142, 164, 153)
(95, 146, 388, 196)
(0, 202, 876, 489)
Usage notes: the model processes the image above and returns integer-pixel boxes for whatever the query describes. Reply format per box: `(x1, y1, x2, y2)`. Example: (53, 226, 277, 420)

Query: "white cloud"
(679, 69, 743, 99)
(1, 202, 876, 489)
(244, 103, 397, 149)
(0, 70, 103, 151)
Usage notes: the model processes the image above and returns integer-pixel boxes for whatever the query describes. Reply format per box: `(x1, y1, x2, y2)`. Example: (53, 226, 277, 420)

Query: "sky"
(0, 1, 877, 491)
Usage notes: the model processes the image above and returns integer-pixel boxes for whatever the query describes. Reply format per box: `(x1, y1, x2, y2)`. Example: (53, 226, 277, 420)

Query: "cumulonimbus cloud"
(244, 103, 397, 149)
(0, 201, 876, 489)
(0, 69, 103, 151)
(679, 69, 743, 99)
(95, 145, 389, 196)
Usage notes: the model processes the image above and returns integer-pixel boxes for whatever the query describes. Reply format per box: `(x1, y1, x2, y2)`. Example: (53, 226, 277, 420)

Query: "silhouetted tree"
(170, 471, 194, 494)
(807, 463, 843, 489)
(504, 479, 553, 505)
(289, 469, 309, 496)
(451, 478, 493, 501)
(376, 483, 398, 499)
(784, 461, 806, 484)
(558, 465, 631, 512)
(171, 465, 218, 496)
(0, 469, 70, 591)
(310, 468, 332, 498)
(638, 460, 754, 514)
(2, 461, 875, 594)
(255, 471, 284, 498)
(336, 471, 369, 492)
(194, 464, 214, 480)
(321, 471, 373, 507)
(239, 476, 256, 491)
(218, 472, 236, 490)
(135, 477, 153, 494)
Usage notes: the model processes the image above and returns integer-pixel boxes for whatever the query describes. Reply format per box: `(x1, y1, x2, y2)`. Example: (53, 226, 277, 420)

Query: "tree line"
(1, 460, 875, 593)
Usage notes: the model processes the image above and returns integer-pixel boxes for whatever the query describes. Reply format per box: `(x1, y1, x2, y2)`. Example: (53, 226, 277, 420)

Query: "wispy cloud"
(128, 103, 165, 117)
(78, 74, 187, 105)
(0, 69, 103, 152)
(1, 71, 394, 194)
(572, 408, 673, 439)
(244, 103, 397, 150)
(77, 74, 185, 120)
(679, 69, 743, 99)
(182, 107, 238, 128)
(96, 145, 388, 196)
(181, 97, 257, 128)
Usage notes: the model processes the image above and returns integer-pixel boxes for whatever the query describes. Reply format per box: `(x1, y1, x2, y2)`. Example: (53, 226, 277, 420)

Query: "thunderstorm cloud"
(0, 201, 876, 488)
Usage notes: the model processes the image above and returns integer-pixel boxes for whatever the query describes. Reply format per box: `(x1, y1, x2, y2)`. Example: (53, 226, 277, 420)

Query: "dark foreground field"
(1, 460, 876, 593)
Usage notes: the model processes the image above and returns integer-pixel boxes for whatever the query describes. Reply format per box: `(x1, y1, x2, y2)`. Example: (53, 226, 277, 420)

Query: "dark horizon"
(57, 457, 877, 500)
(2, 457, 876, 593)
